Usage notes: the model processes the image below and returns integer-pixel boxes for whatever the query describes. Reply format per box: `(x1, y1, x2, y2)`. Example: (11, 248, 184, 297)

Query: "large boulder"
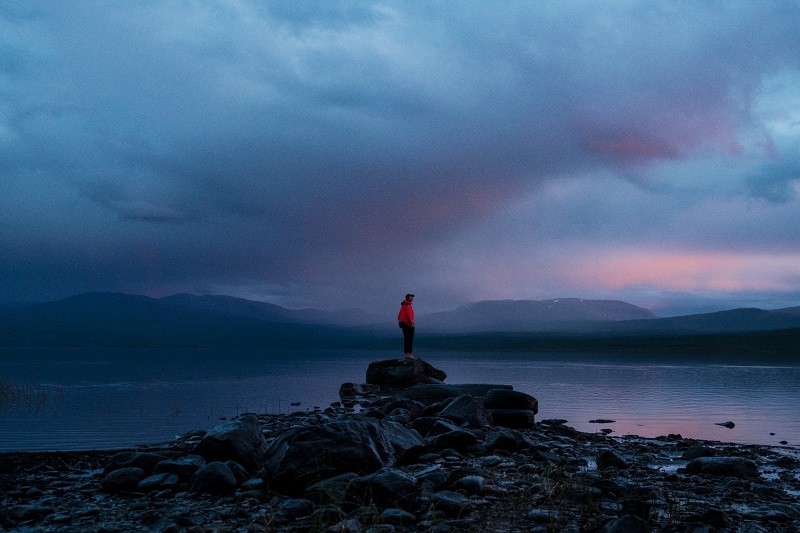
(684, 457, 760, 479)
(366, 358, 447, 389)
(103, 451, 169, 476)
(438, 394, 492, 428)
(413, 417, 461, 437)
(426, 428, 479, 451)
(399, 383, 512, 405)
(263, 418, 395, 495)
(483, 389, 538, 413)
(101, 467, 145, 493)
(487, 408, 536, 429)
(483, 389, 538, 429)
(305, 473, 359, 505)
(193, 414, 267, 472)
(189, 462, 239, 495)
(379, 420, 426, 465)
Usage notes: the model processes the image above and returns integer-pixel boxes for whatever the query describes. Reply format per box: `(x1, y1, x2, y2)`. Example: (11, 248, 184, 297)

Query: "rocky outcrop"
(397, 383, 512, 405)
(438, 394, 492, 428)
(261, 418, 395, 495)
(193, 413, 267, 472)
(365, 357, 447, 388)
(379, 419, 426, 465)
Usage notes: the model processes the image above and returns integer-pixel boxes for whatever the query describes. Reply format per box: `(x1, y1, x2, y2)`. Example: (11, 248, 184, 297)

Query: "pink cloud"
(576, 95, 746, 165)
(577, 250, 800, 292)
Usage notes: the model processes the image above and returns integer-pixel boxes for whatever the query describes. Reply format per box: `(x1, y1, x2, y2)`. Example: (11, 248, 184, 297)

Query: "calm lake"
(1, 347, 799, 451)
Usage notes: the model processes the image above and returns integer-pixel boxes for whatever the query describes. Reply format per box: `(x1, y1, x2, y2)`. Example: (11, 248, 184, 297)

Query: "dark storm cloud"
(2, 1, 800, 312)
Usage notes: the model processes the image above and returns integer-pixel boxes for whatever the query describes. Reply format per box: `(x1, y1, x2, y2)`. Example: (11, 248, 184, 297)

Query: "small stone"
(681, 445, 716, 460)
(452, 475, 485, 495)
(240, 478, 265, 491)
(309, 504, 346, 524)
(596, 450, 629, 470)
(685, 508, 731, 529)
(137, 472, 180, 492)
(380, 507, 416, 525)
(427, 428, 479, 451)
(528, 508, 561, 522)
(430, 490, 472, 518)
(274, 498, 314, 521)
(154, 455, 206, 480)
(101, 467, 146, 493)
(7, 504, 54, 525)
(603, 514, 648, 533)
(347, 467, 418, 509)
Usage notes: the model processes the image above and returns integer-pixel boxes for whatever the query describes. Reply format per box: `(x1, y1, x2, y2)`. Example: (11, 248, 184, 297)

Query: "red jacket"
(398, 301, 414, 327)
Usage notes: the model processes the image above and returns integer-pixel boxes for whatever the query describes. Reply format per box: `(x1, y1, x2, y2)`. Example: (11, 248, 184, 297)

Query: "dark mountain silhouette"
(423, 298, 656, 332)
(774, 305, 800, 318)
(3, 292, 800, 353)
(160, 293, 377, 326)
(599, 307, 800, 335)
(0, 292, 369, 348)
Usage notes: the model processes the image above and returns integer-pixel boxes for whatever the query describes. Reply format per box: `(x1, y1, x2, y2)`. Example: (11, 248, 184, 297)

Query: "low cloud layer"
(2, 1, 800, 316)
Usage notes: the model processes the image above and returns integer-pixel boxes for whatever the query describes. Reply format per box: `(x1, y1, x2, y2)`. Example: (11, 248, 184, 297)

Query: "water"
(1, 347, 799, 451)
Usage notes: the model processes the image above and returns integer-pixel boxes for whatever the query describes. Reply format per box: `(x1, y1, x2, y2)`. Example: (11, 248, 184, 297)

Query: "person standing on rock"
(398, 293, 415, 359)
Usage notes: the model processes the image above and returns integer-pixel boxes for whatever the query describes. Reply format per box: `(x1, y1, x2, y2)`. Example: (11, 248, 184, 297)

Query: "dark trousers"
(400, 323, 415, 354)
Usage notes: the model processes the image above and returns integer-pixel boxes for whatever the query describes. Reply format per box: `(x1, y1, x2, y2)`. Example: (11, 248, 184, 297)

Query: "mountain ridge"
(3, 291, 800, 349)
(423, 298, 656, 333)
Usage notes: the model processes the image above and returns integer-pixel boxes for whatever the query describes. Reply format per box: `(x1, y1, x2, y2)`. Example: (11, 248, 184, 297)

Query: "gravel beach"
(2, 358, 799, 532)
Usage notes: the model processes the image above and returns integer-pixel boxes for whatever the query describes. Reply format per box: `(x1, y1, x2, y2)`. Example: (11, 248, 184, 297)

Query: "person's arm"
(398, 305, 408, 325)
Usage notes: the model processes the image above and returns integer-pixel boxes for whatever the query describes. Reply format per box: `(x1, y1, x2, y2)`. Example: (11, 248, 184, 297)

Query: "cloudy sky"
(2, 1, 800, 317)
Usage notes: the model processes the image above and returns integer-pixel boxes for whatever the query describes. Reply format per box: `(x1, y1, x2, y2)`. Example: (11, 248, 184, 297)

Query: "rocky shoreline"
(2, 358, 799, 532)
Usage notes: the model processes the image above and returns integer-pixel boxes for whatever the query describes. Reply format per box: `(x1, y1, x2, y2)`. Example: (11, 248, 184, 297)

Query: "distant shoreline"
(3, 327, 800, 360)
